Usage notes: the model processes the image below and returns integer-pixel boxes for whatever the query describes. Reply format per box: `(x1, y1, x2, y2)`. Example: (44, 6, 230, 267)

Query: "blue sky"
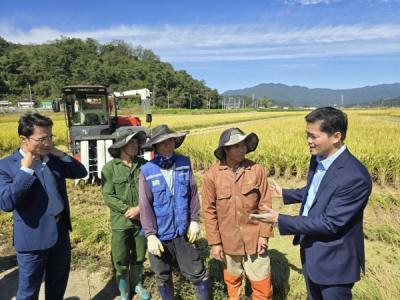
(1, 0, 400, 92)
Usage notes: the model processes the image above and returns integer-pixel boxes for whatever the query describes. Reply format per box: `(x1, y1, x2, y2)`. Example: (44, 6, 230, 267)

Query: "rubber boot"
(157, 278, 174, 300)
(131, 264, 151, 300)
(223, 270, 243, 300)
(250, 275, 273, 300)
(117, 275, 130, 300)
(195, 278, 210, 300)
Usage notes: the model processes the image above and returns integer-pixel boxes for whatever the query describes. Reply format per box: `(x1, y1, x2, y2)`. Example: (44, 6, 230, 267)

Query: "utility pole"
(166, 80, 170, 109)
(189, 94, 192, 110)
(28, 83, 32, 101)
(152, 85, 156, 107)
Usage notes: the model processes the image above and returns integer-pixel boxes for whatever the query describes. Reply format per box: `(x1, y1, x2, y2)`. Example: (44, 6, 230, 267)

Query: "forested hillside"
(223, 82, 400, 107)
(0, 36, 219, 108)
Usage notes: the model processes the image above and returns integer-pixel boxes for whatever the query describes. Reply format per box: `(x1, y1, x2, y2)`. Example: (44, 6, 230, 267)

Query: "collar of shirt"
(19, 148, 49, 165)
(160, 163, 175, 194)
(316, 144, 347, 171)
(218, 159, 252, 170)
(113, 157, 140, 168)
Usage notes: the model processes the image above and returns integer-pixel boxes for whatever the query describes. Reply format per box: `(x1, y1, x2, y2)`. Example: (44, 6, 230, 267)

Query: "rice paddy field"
(1, 108, 399, 299)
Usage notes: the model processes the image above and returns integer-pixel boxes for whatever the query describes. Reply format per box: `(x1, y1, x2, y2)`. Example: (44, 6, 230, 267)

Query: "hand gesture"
(249, 208, 279, 224)
(187, 221, 200, 243)
(21, 151, 37, 169)
(269, 180, 283, 198)
(125, 207, 140, 220)
(147, 235, 164, 257)
(211, 245, 224, 261)
(257, 237, 268, 255)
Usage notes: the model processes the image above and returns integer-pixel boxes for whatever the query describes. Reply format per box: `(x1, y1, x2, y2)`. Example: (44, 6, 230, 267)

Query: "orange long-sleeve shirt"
(202, 159, 273, 255)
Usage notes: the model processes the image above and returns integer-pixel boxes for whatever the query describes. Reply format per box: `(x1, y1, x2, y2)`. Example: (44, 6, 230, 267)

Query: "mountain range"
(222, 83, 400, 107)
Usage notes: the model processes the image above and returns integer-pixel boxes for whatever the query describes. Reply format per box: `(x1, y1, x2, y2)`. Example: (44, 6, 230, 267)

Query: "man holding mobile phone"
(252, 107, 372, 300)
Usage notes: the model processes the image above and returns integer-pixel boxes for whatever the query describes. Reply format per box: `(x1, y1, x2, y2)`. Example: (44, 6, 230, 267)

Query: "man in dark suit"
(0, 112, 87, 300)
(252, 107, 372, 299)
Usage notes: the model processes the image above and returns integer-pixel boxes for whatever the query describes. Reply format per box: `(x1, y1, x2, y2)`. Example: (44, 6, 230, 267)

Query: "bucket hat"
(214, 127, 259, 160)
(145, 124, 188, 149)
(108, 126, 147, 158)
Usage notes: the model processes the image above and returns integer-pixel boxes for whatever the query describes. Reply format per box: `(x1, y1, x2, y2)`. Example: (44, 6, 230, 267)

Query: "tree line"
(0, 36, 220, 109)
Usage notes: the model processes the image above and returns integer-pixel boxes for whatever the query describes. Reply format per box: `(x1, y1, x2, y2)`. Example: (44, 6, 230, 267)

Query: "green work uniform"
(101, 157, 147, 277)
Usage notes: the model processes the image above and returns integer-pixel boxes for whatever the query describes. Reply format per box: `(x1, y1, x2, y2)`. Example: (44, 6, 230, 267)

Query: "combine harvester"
(53, 85, 153, 183)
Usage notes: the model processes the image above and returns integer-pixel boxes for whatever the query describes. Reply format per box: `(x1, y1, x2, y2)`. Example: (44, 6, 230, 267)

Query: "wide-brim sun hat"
(144, 124, 188, 150)
(214, 127, 259, 161)
(108, 126, 147, 158)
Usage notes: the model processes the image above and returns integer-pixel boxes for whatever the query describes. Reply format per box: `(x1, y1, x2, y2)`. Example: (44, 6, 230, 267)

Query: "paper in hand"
(249, 212, 273, 220)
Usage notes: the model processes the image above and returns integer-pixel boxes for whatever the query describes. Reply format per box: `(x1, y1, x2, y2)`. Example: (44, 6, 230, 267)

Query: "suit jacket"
(278, 148, 372, 285)
(0, 150, 87, 252)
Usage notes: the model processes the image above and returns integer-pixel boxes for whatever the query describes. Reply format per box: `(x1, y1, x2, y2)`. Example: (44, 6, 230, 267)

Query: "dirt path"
(186, 114, 296, 136)
(0, 240, 120, 300)
(0, 265, 119, 300)
(187, 118, 266, 136)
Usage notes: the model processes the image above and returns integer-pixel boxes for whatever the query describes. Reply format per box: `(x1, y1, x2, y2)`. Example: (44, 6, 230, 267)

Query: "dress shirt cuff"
(20, 166, 34, 175)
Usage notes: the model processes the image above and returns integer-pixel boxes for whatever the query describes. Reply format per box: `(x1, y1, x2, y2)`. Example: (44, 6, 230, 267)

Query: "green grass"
(368, 193, 400, 208)
(365, 224, 400, 246)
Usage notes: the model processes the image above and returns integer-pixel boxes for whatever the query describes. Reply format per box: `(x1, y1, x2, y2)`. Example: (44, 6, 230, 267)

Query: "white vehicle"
(53, 85, 153, 183)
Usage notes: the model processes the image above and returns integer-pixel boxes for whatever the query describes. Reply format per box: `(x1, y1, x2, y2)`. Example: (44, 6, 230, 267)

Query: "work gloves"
(147, 235, 164, 257)
(187, 221, 200, 243)
(147, 221, 200, 256)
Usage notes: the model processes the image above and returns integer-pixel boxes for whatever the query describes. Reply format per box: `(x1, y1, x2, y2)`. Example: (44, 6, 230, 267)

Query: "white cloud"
(282, 0, 341, 5)
(1, 22, 400, 62)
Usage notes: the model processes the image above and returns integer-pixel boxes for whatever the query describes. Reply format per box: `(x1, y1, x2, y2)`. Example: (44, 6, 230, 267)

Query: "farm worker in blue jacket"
(0, 112, 88, 300)
(139, 124, 209, 300)
(101, 126, 151, 300)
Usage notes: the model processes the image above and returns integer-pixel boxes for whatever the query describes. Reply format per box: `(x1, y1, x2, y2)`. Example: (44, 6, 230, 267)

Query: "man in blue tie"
(0, 112, 87, 300)
(251, 107, 372, 300)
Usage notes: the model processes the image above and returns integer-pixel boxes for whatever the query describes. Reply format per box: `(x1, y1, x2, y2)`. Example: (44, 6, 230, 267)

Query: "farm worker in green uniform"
(101, 126, 150, 300)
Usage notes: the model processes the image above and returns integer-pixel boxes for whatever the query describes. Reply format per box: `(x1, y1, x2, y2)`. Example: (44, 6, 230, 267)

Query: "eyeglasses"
(28, 135, 55, 144)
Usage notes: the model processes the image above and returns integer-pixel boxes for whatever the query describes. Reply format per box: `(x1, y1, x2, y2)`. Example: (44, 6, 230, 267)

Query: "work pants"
(148, 236, 208, 285)
(224, 252, 272, 300)
(111, 227, 147, 277)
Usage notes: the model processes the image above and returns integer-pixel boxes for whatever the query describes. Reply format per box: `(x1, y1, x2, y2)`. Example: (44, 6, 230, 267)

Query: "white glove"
(187, 221, 200, 243)
(147, 235, 164, 257)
